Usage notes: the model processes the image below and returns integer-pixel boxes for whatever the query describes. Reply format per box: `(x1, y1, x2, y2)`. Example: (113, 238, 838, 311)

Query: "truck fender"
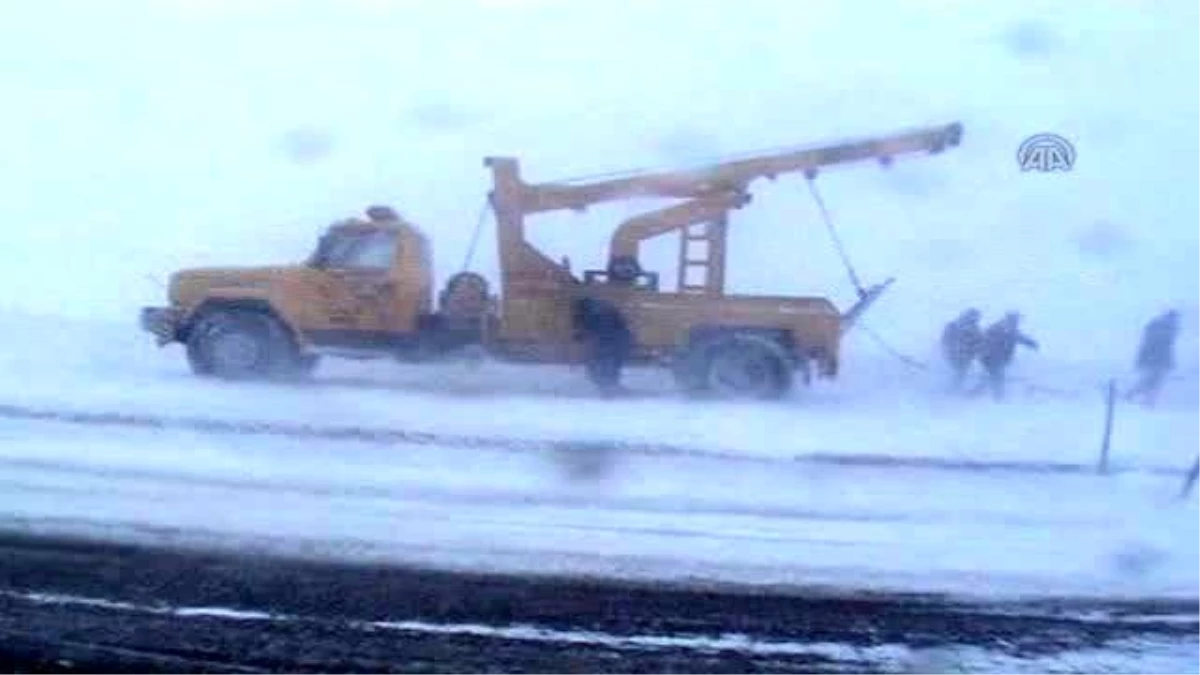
(682, 325, 795, 362)
(181, 298, 303, 349)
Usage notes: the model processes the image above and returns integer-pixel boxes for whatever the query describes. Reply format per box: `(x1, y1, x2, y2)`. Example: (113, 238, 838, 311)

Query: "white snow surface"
(0, 315, 1196, 601)
(0, 1, 1197, 605)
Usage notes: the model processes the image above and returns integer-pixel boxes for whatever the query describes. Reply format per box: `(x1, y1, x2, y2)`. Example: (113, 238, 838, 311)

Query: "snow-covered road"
(1, 412, 1195, 601)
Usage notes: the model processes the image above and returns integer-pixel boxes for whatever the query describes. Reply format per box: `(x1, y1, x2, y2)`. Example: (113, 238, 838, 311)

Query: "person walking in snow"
(941, 308, 983, 392)
(1125, 309, 1180, 407)
(572, 297, 633, 395)
(971, 311, 1039, 401)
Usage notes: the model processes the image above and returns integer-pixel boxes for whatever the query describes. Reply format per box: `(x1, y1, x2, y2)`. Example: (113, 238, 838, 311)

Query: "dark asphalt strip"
(0, 531, 1194, 671)
(0, 581, 872, 674)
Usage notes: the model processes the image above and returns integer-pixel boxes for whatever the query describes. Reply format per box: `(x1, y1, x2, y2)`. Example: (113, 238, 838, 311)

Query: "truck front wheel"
(186, 309, 304, 381)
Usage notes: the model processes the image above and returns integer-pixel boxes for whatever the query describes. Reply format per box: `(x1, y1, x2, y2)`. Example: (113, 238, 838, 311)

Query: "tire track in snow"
(0, 402, 1185, 477)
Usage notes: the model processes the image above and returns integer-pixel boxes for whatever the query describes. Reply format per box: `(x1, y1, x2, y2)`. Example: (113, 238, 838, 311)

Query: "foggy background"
(1, 0, 1196, 371)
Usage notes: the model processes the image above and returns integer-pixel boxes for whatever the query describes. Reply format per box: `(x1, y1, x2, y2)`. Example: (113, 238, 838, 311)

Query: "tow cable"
(805, 174, 868, 299)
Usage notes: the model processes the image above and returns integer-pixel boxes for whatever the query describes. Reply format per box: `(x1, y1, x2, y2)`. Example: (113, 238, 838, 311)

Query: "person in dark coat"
(572, 297, 633, 394)
(941, 308, 983, 392)
(971, 311, 1039, 400)
(1125, 309, 1180, 407)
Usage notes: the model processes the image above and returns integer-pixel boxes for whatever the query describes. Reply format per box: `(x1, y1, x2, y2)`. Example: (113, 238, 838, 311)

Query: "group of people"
(939, 307, 1181, 405)
(940, 309, 1039, 400)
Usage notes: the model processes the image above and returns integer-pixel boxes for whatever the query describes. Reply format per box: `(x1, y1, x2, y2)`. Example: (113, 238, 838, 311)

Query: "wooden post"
(1098, 379, 1116, 474)
(1180, 457, 1199, 499)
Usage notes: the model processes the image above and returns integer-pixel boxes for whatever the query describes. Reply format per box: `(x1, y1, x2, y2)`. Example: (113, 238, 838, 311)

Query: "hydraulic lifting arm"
(609, 191, 750, 261)
(484, 121, 963, 293)
(489, 122, 962, 214)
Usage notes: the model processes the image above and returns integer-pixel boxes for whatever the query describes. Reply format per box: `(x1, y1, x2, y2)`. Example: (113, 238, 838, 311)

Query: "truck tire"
(439, 271, 490, 318)
(704, 334, 793, 400)
(186, 309, 304, 381)
(671, 348, 712, 396)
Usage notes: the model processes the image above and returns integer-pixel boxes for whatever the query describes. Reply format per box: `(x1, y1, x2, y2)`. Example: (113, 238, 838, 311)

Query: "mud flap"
(839, 277, 895, 334)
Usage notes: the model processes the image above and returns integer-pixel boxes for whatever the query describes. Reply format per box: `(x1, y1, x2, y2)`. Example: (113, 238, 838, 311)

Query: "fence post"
(1180, 457, 1199, 499)
(1098, 379, 1116, 474)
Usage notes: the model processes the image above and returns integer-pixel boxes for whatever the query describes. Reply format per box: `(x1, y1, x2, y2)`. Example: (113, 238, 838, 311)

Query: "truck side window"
(314, 230, 399, 270)
(344, 231, 399, 270)
(319, 238, 360, 268)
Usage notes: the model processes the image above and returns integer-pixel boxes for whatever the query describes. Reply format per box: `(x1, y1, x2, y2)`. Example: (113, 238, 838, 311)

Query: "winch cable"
(800, 178, 1086, 398)
(858, 323, 932, 372)
(460, 195, 493, 272)
(805, 176, 867, 298)
(802, 175, 935, 378)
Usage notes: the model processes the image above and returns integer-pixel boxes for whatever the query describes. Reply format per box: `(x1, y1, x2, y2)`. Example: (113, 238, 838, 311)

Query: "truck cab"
(302, 206, 434, 350)
(140, 206, 462, 379)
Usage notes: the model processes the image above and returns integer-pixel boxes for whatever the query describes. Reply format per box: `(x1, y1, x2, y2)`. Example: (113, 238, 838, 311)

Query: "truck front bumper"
(140, 306, 181, 346)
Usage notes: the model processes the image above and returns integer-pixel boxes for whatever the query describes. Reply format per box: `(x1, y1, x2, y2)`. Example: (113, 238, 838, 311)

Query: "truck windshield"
(309, 229, 399, 270)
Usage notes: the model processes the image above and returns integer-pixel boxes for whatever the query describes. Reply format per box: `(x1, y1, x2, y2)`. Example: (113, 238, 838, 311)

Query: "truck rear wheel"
(186, 309, 305, 381)
(704, 335, 792, 400)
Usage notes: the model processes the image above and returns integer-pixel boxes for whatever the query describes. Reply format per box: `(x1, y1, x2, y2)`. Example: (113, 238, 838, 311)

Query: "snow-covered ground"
(2, 403, 1196, 601)
(2, 312, 1196, 473)
(0, 0, 1196, 609)
(0, 312, 1196, 601)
